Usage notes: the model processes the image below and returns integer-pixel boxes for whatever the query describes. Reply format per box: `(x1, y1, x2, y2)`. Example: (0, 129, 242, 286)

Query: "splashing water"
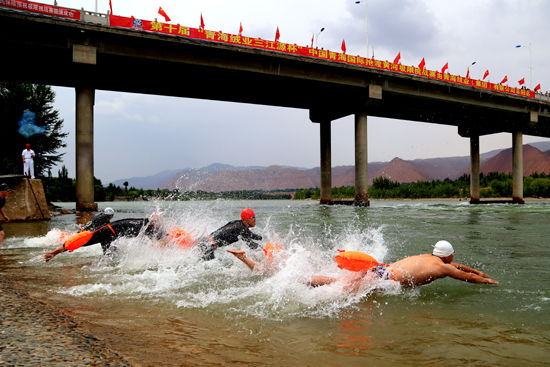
(23, 201, 400, 320)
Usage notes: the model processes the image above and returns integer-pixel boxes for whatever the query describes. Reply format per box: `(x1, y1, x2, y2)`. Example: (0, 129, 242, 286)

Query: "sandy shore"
(0, 275, 131, 366)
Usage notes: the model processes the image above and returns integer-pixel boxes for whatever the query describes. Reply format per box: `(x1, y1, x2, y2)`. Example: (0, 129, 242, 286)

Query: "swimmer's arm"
(0, 207, 8, 221)
(308, 275, 338, 287)
(451, 262, 490, 278)
(343, 271, 370, 292)
(446, 265, 498, 285)
(44, 244, 67, 262)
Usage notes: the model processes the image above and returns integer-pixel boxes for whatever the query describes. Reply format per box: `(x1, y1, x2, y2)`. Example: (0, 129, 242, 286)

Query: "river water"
(1, 199, 549, 366)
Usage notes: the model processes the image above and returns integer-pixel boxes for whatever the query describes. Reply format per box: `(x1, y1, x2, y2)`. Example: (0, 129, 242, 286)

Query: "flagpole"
(516, 43, 533, 89)
(315, 27, 325, 49)
(466, 61, 476, 78)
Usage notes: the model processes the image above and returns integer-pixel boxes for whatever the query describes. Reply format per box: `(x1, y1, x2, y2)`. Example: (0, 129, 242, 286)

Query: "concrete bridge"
(2, 6, 550, 209)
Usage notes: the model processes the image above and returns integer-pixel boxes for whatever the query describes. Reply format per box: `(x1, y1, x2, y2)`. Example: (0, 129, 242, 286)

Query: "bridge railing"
(80, 8, 109, 25)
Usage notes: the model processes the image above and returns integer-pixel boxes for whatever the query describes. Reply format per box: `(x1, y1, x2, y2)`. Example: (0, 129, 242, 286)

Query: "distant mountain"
(110, 142, 550, 191)
(480, 145, 550, 175)
(370, 157, 428, 183)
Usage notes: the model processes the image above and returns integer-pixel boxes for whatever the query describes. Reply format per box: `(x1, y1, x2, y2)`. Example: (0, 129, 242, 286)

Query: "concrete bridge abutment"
(75, 86, 97, 212)
(512, 131, 524, 204)
(470, 135, 480, 203)
(354, 112, 369, 206)
(319, 120, 332, 205)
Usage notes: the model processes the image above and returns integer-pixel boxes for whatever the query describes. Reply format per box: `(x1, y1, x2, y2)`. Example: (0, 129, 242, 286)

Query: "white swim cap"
(433, 240, 454, 257)
(104, 207, 115, 215)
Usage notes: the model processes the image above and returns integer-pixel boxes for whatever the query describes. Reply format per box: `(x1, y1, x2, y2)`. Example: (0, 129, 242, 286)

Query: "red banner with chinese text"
(108, 14, 535, 99)
(2, 2, 535, 100)
(0, 0, 80, 20)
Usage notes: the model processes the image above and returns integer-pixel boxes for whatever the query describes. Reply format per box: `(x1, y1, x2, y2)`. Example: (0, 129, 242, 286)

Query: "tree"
(0, 83, 67, 177)
(123, 181, 129, 195)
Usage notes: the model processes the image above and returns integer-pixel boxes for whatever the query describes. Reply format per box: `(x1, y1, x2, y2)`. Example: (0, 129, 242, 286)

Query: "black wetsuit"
(199, 220, 262, 260)
(72, 218, 167, 253)
(0, 197, 5, 231)
(81, 213, 112, 232)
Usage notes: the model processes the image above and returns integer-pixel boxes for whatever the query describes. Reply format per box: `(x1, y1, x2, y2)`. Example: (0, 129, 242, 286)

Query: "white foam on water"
(39, 202, 404, 319)
(53, 204, 401, 319)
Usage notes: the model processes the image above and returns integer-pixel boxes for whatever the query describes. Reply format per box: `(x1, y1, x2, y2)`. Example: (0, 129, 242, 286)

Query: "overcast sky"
(44, 0, 550, 183)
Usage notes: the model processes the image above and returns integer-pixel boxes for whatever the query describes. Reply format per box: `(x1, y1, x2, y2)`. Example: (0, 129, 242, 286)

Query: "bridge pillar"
(469, 135, 480, 204)
(319, 120, 332, 204)
(512, 131, 524, 203)
(75, 87, 97, 211)
(354, 112, 369, 206)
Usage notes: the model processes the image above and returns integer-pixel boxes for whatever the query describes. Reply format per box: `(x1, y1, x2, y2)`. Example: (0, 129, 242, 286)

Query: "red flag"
(441, 62, 448, 73)
(418, 58, 425, 70)
(466, 67, 470, 79)
(518, 77, 525, 85)
(535, 83, 541, 91)
(275, 26, 280, 42)
(393, 52, 401, 64)
(200, 13, 205, 29)
(483, 69, 489, 80)
(341, 39, 346, 54)
(109, 0, 112, 14)
(500, 75, 508, 84)
(311, 33, 314, 48)
(158, 7, 170, 22)
(239, 22, 243, 36)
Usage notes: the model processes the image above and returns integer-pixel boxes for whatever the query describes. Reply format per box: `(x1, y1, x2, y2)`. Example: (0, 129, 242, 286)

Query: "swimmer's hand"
(44, 245, 66, 262)
(43, 251, 56, 262)
(485, 278, 499, 285)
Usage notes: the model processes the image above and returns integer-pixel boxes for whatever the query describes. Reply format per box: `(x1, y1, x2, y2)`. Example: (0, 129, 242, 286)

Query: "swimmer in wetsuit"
(198, 208, 262, 260)
(44, 216, 169, 262)
(80, 207, 115, 232)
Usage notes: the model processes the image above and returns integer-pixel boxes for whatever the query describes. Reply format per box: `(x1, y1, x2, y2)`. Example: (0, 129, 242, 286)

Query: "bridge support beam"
(512, 131, 524, 203)
(469, 135, 480, 204)
(319, 120, 332, 204)
(75, 87, 97, 211)
(354, 112, 369, 206)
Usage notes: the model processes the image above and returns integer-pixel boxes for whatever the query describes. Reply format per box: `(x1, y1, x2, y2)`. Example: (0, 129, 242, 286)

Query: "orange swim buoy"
(263, 242, 283, 259)
(334, 250, 379, 272)
(64, 231, 94, 252)
(169, 227, 195, 248)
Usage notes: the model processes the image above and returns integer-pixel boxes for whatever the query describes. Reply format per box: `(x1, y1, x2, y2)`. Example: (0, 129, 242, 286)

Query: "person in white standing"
(22, 143, 35, 178)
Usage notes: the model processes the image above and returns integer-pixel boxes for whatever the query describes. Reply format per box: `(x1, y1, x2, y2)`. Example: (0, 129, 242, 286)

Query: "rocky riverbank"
(0, 276, 131, 366)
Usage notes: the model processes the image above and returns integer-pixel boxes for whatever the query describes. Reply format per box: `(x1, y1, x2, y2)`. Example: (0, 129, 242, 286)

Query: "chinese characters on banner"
(0, 0, 80, 20)
(108, 14, 535, 99)
(0, 0, 536, 99)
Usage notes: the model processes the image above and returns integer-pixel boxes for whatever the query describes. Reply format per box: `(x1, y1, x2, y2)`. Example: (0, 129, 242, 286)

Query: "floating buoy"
(334, 250, 379, 272)
(64, 231, 94, 251)
(169, 227, 195, 248)
(263, 242, 283, 259)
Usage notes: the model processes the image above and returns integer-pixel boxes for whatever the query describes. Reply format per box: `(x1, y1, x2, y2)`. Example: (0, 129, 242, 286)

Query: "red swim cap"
(241, 208, 255, 220)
